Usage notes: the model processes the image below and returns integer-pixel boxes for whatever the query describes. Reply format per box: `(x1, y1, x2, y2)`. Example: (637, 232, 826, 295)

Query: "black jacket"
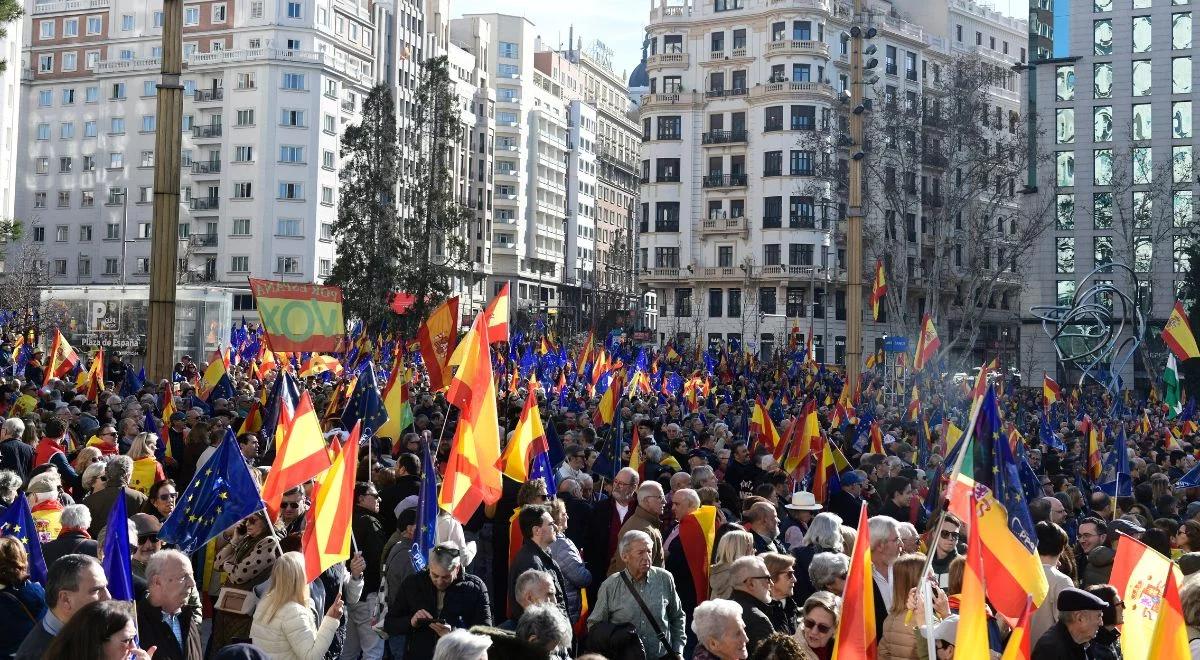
(828, 490, 864, 527)
(378, 474, 419, 537)
(384, 569, 492, 660)
(1031, 621, 1092, 660)
(135, 598, 202, 660)
(1089, 626, 1122, 660)
(508, 540, 568, 620)
(42, 529, 98, 567)
(728, 589, 776, 653)
(558, 491, 593, 552)
(351, 506, 385, 594)
(0, 438, 32, 485)
(791, 545, 835, 604)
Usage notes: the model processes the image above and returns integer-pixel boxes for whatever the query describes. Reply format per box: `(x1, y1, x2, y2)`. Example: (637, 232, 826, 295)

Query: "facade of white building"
(0, 12, 21, 230)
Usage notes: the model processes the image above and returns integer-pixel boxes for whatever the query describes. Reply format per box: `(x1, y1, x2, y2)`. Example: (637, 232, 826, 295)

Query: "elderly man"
(589, 530, 686, 660)
(609, 481, 666, 575)
(745, 501, 786, 554)
(15, 554, 110, 660)
(1031, 588, 1108, 659)
(0, 417, 32, 483)
(664, 488, 703, 627)
(386, 542, 492, 660)
(82, 455, 148, 537)
(828, 471, 867, 527)
(502, 569, 557, 630)
(691, 599, 749, 660)
(136, 550, 201, 660)
(868, 515, 903, 640)
(509, 504, 569, 620)
(726, 555, 776, 652)
(587, 467, 639, 593)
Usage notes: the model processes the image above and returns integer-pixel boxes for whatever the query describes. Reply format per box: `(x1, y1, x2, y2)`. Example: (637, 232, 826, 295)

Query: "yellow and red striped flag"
(628, 425, 643, 477)
(84, 348, 105, 402)
(750, 397, 781, 453)
(678, 505, 717, 605)
(955, 493, 990, 655)
(484, 282, 510, 344)
(832, 502, 875, 658)
(1043, 373, 1062, 409)
(417, 296, 459, 391)
(261, 391, 333, 520)
(913, 313, 940, 371)
(1147, 569, 1190, 659)
(869, 260, 887, 320)
(44, 328, 80, 385)
(1000, 597, 1034, 660)
(496, 379, 549, 482)
(301, 421, 359, 582)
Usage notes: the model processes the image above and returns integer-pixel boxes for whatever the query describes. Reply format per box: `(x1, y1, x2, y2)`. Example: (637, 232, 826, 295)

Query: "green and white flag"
(1165, 353, 1183, 419)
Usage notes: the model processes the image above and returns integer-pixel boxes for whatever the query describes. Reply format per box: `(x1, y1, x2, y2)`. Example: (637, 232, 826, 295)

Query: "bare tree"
(0, 240, 70, 337)
(801, 55, 1058, 368)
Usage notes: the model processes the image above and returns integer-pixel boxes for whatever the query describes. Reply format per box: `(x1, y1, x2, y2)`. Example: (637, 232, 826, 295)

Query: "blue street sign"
(883, 336, 909, 352)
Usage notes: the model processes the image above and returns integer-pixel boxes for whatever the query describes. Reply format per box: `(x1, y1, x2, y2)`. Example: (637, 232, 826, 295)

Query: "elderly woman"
(762, 552, 800, 634)
(807, 552, 849, 595)
(0, 536, 47, 659)
(1180, 572, 1200, 659)
(211, 511, 281, 652)
(795, 591, 840, 660)
(710, 530, 756, 599)
(125, 432, 165, 495)
(80, 459, 109, 497)
(792, 512, 844, 603)
(589, 530, 686, 660)
(28, 471, 64, 541)
(0, 469, 20, 516)
(433, 630, 492, 660)
(547, 498, 591, 623)
(691, 598, 749, 660)
(142, 479, 178, 522)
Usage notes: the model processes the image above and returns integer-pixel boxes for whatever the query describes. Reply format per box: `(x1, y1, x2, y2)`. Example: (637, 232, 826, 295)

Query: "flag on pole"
(1042, 373, 1062, 410)
(301, 422, 360, 583)
(340, 360, 389, 436)
(1147, 569, 1190, 659)
(376, 364, 413, 440)
(1109, 534, 1178, 660)
(159, 429, 265, 554)
(100, 489, 135, 601)
(484, 283, 511, 344)
(44, 328, 80, 386)
(913, 314, 940, 371)
(678, 505, 717, 605)
(84, 348, 105, 402)
(410, 437, 438, 572)
(1163, 300, 1200, 361)
(869, 260, 887, 320)
(0, 494, 46, 584)
(999, 597, 1034, 660)
(832, 503, 875, 658)
(260, 391, 333, 520)
(497, 379, 550, 483)
(417, 296, 459, 391)
(1165, 353, 1183, 419)
(955, 494, 989, 655)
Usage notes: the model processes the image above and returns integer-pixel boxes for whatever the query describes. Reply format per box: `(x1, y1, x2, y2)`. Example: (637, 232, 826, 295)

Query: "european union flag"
(410, 438, 438, 572)
(545, 420, 566, 469)
(341, 360, 389, 437)
(591, 408, 624, 481)
(101, 489, 135, 601)
(1177, 460, 1200, 490)
(160, 428, 265, 554)
(994, 425, 1037, 553)
(1039, 411, 1065, 451)
(1100, 427, 1132, 497)
(972, 387, 1001, 489)
(0, 494, 46, 583)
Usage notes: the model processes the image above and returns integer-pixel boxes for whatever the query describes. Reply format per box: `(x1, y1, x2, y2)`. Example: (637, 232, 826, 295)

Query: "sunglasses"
(939, 530, 960, 540)
(139, 534, 159, 544)
(803, 618, 832, 634)
(280, 502, 301, 509)
(432, 546, 462, 558)
(157, 493, 177, 501)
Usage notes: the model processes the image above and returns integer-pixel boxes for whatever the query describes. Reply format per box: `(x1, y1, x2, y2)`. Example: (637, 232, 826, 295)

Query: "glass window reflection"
(1094, 19, 1113, 56)
(1173, 57, 1191, 93)
(1057, 109, 1075, 143)
(1132, 60, 1152, 96)
(1174, 101, 1192, 138)
(1133, 16, 1152, 52)
(1094, 63, 1113, 98)
(1132, 104, 1152, 140)
(1094, 149, 1113, 185)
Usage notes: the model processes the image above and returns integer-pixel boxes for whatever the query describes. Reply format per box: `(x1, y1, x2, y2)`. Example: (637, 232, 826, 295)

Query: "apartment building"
(639, 0, 1025, 361)
(0, 14, 19, 230)
(1021, 0, 1196, 389)
(12, 0, 376, 292)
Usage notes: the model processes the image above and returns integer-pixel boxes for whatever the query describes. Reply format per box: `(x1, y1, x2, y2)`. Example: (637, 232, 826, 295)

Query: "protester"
(710, 529, 756, 600)
(210, 512, 280, 653)
(16, 555, 109, 660)
(726, 555, 776, 652)
(42, 599, 153, 660)
(1031, 588, 1108, 659)
(546, 498, 590, 623)
(136, 550, 201, 660)
(43, 505, 96, 565)
(589, 530, 686, 659)
(0, 537, 46, 660)
(249, 552, 343, 660)
(691, 599, 749, 660)
(385, 542, 492, 659)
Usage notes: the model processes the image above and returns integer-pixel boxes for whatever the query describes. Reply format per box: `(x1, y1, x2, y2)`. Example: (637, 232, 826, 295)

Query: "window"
(62, 89, 75, 105)
(233, 182, 252, 198)
(1056, 109, 1075, 143)
(1133, 15, 1152, 52)
(64, 18, 78, 37)
(885, 46, 897, 75)
(278, 182, 304, 200)
(763, 151, 782, 177)
(104, 258, 118, 275)
(213, 3, 227, 22)
(280, 109, 305, 126)
(499, 41, 519, 58)
(141, 115, 156, 132)
(82, 121, 96, 138)
(1056, 194, 1075, 230)
(35, 123, 49, 140)
(105, 222, 120, 239)
(1174, 101, 1192, 138)
(35, 158, 49, 175)
(234, 146, 254, 162)
(108, 152, 124, 169)
(1133, 60, 1152, 96)
(1056, 152, 1074, 186)
(110, 117, 125, 134)
(708, 289, 723, 318)
(236, 109, 255, 126)
(121, 13, 134, 30)
(33, 194, 46, 210)
(1175, 12, 1193, 49)
(38, 54, 53, 73)
(763, 244, 781, 266)
(276, 218, 301, 236)
(250, 1, 264, 18)
(656, 116, 681, 140)
(82, 155, 95, 171)
(1175, 146, 1193, 183)
(904, 52, 917, 80)
(38, 20, 54, 40)
(232, 219, 251, 235)
(323, 114, 336, 134)
(1056, 238, 1075, 273)
(1094, 236, 1113, 271)
(276, 257, 300, 274)
(321, 187, 334, 206)
(1132, 104, 1152, 140)
(1094, 106, 1113, 142)
(322, 150, 335, 169)
(286, 1, 302, 19)
(282, 73, 306, 90)
(765, 106, 784, 131)
(85, 86, 99, 103)
(59, 157, 72, 173)
(142, 80, 156, 97)
(655, 202, 680, 232)
(81, 191, 95, 208)
(1094, 149, 1113, 185)
(279, 145, 305, 163)
(230, 256, 249, 273)
(110, 83, 126, 100)
(56, 193, 70, 209)
(154, 11, 163, 27)
(1174, 57, 1192, 94)
(184, 7, 199, 25)
(1094, 192, 1113, 229)
(86, 16, 101, 34)
(140, 151, 154, 167)
(59, 122, 74, 139)
(1177, 237, 1196, 272)
(1094, 19, 1113, 55)
(80, 225, 92, 241)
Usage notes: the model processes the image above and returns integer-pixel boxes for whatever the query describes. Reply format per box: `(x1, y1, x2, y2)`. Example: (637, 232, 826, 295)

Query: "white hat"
(784, 491, 822, 511)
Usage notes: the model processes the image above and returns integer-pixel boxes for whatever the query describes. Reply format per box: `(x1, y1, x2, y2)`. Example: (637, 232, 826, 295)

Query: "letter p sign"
(90, 302, 108, 331)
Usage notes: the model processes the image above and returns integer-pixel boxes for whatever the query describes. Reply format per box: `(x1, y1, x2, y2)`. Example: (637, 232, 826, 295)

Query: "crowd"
(1, 330, 1200, 660)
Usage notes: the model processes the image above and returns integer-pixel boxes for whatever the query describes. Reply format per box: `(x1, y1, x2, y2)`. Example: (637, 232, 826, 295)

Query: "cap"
(1111, 518, 1146, 537)
(784, 491, 823, 511)
(920, 615, 958, 643)
(841, 471, 866, 486)
(170, 412, 187, 422)
(131, 513, 162, 536)
(1057, 587, 1108, 612)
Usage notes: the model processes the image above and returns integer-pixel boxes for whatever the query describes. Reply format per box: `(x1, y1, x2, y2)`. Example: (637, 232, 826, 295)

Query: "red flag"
(832, 503, 875, 657)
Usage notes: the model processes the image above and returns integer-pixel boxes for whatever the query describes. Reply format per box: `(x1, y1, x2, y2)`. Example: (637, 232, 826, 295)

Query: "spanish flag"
(832, 503, 875, 658)
(869, 419, 884, 455)
(376, 365, 413, 440)
(484, 283, 510, 344)
(298, 354, 342, 378)
(1110, 533, 1180, 660)
(750, 397, 781, 452)
(955, 493, 990, 655)
(196, 346, 233, 402)
(592, 372, 621, 427)
(1147, 570, 1189, 659)
(869, 260, 887, 320)
(1088, 424, 1102, 482)
(1163, 300, 1200, 361)
(301, 421, 359, 582)
(1000, 598, 1034, 660)
(1043, 373, 1062, 409)
(439, 309, 503, 523)
(679, 505, 717, 605)
(912, 313, 941, 371)
(497, 379, 549, 483)
(905, 386, 919, 422)
(786, 402, 821, 477)
(417, 296, 459, 391)
(628, 425, 643, 477)
(84, 348, 105, 402)
(44, 328, 80, 385)
(261, 392, 333, 520)
(577, 330, 595, 376)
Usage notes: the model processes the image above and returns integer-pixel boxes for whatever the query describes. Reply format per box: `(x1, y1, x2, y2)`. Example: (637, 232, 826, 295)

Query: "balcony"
(190, 197, 219, 211)
(700, 216, 748, 235)
(191, 160, 221, 175)
(194, 88, 223, 102)
(702, 266, 741, 280)
(702, 129, 748, 145)
(750, 81, 837, 103)
(640, 92, 696, 109)
(192, 124, 222, 139)
(189, 233, 218, 248)
(703, 88, 749, 99)
(341, 100, 355, 112)
(702, 173, 748, 189)
(646, 52, 689, 69)
(33, 0, 109, 13)
(644, 267, 686, 281)
(761, 264, 820, 280)
(765, 40, 832, 59)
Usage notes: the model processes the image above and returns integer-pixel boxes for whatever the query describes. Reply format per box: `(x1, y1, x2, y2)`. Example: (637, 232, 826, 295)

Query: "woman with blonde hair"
(250, 552, 344, 660)
(878, 554, 949, 660)
(125, 432, 165, 495)
(72, 446, 102, 478)
(710, 529, 756, 599)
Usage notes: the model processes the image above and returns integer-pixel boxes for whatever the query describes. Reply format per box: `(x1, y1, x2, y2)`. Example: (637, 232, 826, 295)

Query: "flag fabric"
(84, 348, 105, 402)
(261, 391, 333, 520)
(1165, 354, 1183, 418)
(438, 310, 503, 523)
(376, 364, 413, 440)
(484, 283, 511, 344)
(44, 328, 80, 385)
(298, 354, 343, 378)
(301, 422, 360, 583)
(100, 489, 135, 601)
(678, 505, 717, 605)
(832, 503, 875, 658)
(410, 438, 438, 572)
(248, 279, 346, 352)
(1163, 300, 1200, 361)
(497, 379, 550, 483)
(592, 372, 622, 427)
(196, 347, 235, 402)
(869, 260, 887, 320)
(159, 428, 265, 554)
(1087, 423, 1103, 482)
(955, 494, 989, 656)
(628, 425, 643, 477)
(1109, 534, 1178, 660)
(1043, 373, 1062, 410)
(340, 361, 390, 437)
(417, 296, 459, 391)
(750, 398, 781, 452)
(1147, 569, 1190, 659)
(0, 494, 46, 584)
(1000, 597, 1034, 660)
(592, 409, 625, 481)
(913, 314, 940, 371)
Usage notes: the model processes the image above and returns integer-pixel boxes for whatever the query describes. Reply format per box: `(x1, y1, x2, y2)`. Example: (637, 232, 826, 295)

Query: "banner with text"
(249, 279, 345, 352)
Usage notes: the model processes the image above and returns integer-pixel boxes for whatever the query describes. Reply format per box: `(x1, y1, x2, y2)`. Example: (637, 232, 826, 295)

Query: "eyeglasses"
(280, 502, 301, 510)
(802, 618, 832, 634)
(100, 432, 116, 437)
(362, 492, 380, 499)
(747, 575, 773, 583)
(939, 530, 961, 540)
(772, 570, 796, 580)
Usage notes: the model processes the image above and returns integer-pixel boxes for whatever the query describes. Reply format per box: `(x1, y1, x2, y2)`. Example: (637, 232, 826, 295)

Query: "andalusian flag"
(439, 309, 503, 523)
(1110, 534, 1181, 660)
(1165, 353, 1183, 419)
(832, 503, 875, 658)
(869, 260, 887, 320)
(1163, 300, 1200, 361)
(301, 421, 359, 582)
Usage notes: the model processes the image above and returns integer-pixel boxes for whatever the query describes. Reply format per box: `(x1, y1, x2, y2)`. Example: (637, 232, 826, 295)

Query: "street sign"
(883, 336, 909, 352)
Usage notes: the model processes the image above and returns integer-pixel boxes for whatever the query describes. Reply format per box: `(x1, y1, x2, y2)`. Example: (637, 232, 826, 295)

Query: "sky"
(449, 0, 1027, 84)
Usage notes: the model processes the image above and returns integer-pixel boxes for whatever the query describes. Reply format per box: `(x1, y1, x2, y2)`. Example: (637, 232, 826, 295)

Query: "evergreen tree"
(395, 56, 473, 334)
(327, 84, 402, 332)
(0, 0, 21, 73)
